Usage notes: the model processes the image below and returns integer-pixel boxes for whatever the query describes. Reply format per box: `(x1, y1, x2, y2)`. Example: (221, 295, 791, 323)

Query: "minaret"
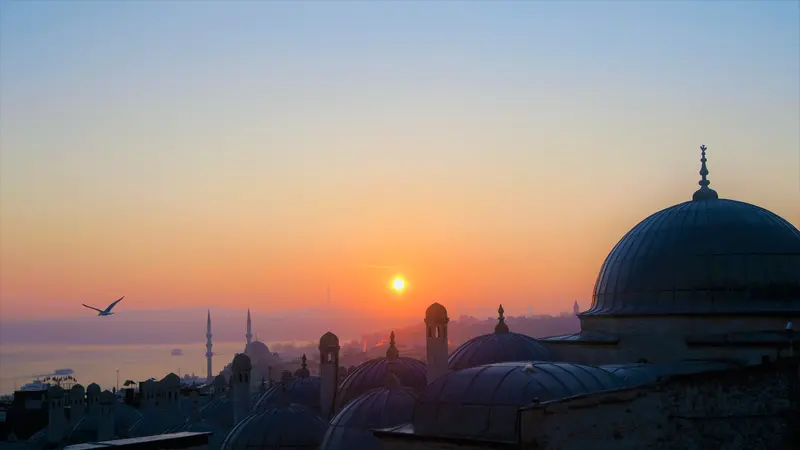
(319, 331, 340, 421)
(425, 302, 449, 384)
(206, 310, 213, 382)
(246, 309, 253, 347)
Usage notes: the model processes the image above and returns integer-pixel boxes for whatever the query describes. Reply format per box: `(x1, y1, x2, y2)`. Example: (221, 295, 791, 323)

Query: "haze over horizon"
(1, 1, 799, 321)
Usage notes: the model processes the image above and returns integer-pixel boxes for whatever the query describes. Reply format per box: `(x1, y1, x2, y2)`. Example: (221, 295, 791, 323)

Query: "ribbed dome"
(448, 332, 554, 370)
(587, 198, 800, 316)
(413, 362, 625, 441)
(254, 375, 321, 412)
(448, 305, 554, 370)
(335, 357, 426, 411)
(220, 404, 327, 450)
(320, 386, 417, 450)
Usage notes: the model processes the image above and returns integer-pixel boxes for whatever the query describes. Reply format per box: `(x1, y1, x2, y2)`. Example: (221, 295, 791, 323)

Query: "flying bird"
(82, 296, 124, 316)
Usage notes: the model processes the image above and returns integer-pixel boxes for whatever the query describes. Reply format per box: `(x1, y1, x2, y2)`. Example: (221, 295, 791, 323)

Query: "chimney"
(96, 391, 116, 441)
(425, 303, 450, 384)
(46, 386, 67, 445)
(231, 353, 253, 424)
(68, 385, 86, 428)
(318, 331, 340, 421)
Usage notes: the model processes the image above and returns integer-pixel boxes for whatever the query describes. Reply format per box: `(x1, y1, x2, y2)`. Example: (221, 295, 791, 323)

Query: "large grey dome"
(320, 385, 417, 450)
(448, 305, 554, 370)
(412, 362, 625, 441)
(587, 198, 800, 316)
(220, 404, 327, 450)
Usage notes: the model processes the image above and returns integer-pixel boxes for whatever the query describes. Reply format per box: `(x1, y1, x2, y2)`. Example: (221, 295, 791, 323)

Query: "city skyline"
(1, 1, 799, 320)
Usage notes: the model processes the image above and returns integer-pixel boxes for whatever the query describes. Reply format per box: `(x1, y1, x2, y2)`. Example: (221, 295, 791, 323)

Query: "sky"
(1, 1, 798, 321)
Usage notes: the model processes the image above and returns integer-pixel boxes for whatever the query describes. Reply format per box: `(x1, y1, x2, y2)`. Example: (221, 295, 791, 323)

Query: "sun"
(392, 277, 406, 292)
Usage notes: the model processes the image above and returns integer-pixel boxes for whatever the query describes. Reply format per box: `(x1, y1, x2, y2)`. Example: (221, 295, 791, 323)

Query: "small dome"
(448, 333, 554, 371)
(320, 386, 418, 450)
(336, 357, 426, 411)
(220, 404, 327, 450)
(425, 302, 448, 322)
(588, 198, 800, 316)
(69, 384, 85, 397)
(254, 375, 321, 412)
(86, 383, 101, 394)
(413, 362, 624, 441)
(48, 385, 65, 398)
(449, 305, 553, 370)
(232, 353, 252, 372)
(319, 331, 340, 349)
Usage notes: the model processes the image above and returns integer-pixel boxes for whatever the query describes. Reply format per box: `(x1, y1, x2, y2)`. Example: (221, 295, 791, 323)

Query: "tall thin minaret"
(205, 310, 213, 381)
(246, 308, 253, 347)
(573, 301, 580, 316)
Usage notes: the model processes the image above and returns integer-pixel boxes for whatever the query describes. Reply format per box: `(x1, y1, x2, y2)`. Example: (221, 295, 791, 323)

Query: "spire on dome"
(495, 304, 509, 333)
(386, 331, 400, 359)
(692, 144, 719, 201)
(246, 308, 253, 346)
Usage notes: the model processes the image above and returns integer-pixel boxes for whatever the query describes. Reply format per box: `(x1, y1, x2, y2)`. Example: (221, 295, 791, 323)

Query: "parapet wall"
(520, 359, 799, 450)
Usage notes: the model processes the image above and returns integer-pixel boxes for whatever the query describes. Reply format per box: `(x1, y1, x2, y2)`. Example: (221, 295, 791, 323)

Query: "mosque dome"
(335, 333, 426, 411)
(255, 355, 321, 412)
(220, 404, 327, 450)
(161, 373, 181, 387)
(412, 361, 625, 441)
(244, 341, 281, 367)
(586, 146, 800, 316)
(320, 382, 418, 450)
(448, 305, 554, 371)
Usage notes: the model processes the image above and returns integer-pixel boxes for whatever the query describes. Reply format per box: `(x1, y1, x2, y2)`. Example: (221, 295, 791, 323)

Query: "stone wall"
(520, 360, 798, 450)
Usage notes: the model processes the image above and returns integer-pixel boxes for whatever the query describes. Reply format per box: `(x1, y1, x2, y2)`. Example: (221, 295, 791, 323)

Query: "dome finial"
(301, 354, 307, 369)
(386, 331, 399, 359)
(692, 144, 719, 201)
(495, 304, 509, 334)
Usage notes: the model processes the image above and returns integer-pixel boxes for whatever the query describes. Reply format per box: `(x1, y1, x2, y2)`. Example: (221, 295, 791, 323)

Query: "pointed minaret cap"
(692, 145, 719, 201)
(494, 304, 510, 334)
(296, 354, 310, 377)
(386, 331, 400, 359)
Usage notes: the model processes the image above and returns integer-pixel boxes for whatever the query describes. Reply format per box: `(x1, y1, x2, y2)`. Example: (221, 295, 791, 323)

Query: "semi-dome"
(320, 383, 418, 450)
(587, 147, 800, 316)
(335, 334, 426, 411)
(220, 404, 327, 450)
(413, 361, 625, 441)
(448, 305, 554, 371)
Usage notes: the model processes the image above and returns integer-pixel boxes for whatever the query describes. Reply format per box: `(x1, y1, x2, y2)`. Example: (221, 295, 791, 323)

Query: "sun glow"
(392, 277, 406, 292)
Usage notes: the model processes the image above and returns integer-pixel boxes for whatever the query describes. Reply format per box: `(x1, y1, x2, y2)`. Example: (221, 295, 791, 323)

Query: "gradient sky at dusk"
(1, 1, 798, 320)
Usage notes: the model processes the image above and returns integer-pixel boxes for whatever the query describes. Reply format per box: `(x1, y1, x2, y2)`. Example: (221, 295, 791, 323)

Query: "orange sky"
(1, 1, 799, 321)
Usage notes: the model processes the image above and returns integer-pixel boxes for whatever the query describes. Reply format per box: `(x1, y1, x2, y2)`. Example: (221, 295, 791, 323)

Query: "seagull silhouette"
(82, 296, 124, 316)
